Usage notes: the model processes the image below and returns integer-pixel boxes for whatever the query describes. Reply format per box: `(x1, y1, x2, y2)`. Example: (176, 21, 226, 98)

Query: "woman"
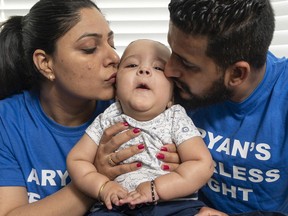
(0, 0, 151, 215)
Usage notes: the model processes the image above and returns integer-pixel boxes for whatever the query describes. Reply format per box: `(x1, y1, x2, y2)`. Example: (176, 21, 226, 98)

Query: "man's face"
(165, 22, 233, 110)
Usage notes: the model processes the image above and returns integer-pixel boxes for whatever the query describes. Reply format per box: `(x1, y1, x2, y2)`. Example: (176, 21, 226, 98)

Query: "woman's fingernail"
(156, 153, 165, 160)
(133, 128, 141, 134)
(136, 162, 142, 168)
(123, 122, 129, 126)
(162, 165, 170, 170)
(138, 144, 145, 150)
(160, 147, 168, 151)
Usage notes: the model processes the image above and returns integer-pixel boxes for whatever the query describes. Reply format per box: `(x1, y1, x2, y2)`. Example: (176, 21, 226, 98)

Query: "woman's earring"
(48, 74, 54, 81)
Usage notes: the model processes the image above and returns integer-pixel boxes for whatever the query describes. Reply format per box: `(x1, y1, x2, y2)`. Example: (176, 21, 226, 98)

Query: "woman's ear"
(33, 49, 55, 81)
(227, 61, 250, 87)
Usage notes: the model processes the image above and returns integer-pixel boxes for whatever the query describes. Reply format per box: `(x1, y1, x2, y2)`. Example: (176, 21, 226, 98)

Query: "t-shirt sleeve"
(85, 115, 103, 145)
(171, 105, 201, 146)
(0, 119, 25, 186)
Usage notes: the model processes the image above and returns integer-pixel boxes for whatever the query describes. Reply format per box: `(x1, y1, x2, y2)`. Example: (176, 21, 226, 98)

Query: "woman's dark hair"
(0, 0, 100, 99)
(169, 0, 275, 71)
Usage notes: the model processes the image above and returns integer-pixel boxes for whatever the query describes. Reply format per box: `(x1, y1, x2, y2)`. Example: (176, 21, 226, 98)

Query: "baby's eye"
(154, 66, 164, 71)
(127, 64, 138, 68)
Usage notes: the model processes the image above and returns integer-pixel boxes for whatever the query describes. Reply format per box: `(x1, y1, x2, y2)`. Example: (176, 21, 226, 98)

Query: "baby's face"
(116, 39, 173, 121)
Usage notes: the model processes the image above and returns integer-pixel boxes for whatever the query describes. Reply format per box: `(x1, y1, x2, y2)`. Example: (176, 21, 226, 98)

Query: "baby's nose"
(137, 67, 151, 76)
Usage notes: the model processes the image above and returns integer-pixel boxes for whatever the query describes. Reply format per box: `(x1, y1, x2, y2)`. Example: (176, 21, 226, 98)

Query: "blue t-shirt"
(191, 52, 288, 214)
(0, 91, 111, 203)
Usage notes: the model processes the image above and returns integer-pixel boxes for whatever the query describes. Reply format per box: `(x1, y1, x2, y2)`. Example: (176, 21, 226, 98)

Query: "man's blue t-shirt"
(0, 91, 111, 202)
(191, 52, 288, 214)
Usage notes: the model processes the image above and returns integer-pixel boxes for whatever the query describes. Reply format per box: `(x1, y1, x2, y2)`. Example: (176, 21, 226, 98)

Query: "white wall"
(1, 0, 287, 57)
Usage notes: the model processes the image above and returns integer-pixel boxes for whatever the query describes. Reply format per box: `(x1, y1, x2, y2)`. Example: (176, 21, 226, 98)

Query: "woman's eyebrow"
(77, 30, 114, 41)
(77, 33, 103, 41)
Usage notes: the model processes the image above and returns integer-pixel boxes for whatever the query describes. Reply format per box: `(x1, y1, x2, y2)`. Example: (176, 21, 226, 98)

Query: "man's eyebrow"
(173, 51, 198, 67)
(173, 51, 187, 62)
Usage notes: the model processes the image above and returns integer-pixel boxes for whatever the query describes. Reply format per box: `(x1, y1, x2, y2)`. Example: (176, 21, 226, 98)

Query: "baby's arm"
(120, 136, 213, 205)
(156, 136, 213, 200)
(66, 134, 128, 209)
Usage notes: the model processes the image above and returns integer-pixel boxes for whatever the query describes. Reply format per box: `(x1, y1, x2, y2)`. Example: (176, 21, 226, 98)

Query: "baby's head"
(116, 39, 173, 121)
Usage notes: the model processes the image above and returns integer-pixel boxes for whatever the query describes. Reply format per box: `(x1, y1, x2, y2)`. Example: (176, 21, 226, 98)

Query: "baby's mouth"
(136, 83, 150, 90)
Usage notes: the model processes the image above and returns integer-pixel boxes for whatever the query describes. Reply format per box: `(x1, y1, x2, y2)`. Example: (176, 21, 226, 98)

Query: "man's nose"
(164, 59, 179, 78)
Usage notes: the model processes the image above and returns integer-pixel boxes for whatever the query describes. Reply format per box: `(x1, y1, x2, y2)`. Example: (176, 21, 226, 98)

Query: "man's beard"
(173, 76, 233, 111)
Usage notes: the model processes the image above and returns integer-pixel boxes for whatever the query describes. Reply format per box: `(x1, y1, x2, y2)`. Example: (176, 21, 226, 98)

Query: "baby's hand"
(119, 181, 155, 206)
(100, 181, 128, 210)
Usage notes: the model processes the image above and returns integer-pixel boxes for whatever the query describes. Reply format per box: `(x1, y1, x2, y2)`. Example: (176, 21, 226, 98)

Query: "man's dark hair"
(169, 0, 275, 70)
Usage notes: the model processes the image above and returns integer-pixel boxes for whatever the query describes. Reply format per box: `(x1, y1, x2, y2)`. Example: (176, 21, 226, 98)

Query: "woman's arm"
(0, 183, 94, 216)
(0, 123, 143, 216)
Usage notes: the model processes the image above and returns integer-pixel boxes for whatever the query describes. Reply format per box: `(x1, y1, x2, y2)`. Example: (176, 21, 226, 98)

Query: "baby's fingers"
(129, 195, 148, 205)
(111, 194, 121, 206)
(103, 197, 113, 210)
(119, 191, 137, 204)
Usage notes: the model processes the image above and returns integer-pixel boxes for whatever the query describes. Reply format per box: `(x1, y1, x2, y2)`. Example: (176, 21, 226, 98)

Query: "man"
(164, 0, 288, 215)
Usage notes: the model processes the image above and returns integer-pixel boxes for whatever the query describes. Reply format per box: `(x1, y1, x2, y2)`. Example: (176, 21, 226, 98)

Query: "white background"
(1, 0, 287, 57)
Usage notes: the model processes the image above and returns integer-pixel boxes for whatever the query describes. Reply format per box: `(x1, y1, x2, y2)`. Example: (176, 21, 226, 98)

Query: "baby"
(67, 39, 213, 215)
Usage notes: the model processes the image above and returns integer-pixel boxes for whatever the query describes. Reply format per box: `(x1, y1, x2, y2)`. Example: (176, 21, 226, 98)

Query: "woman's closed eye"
(82, 47, 97, 54)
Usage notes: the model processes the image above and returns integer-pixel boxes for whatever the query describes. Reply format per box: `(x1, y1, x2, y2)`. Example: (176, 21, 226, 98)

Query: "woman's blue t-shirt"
(0, 91, 111, 202)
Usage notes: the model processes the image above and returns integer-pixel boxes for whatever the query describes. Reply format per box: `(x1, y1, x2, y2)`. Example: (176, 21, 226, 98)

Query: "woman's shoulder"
(0, 91, 25, 108)
(0, 91, 36, 116)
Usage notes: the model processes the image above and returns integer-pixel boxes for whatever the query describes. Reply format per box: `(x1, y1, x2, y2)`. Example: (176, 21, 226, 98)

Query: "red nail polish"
(133, 128, 141, 134)
(137, 162, 142, 168)
(162, 165, 170, 170)
(123, 122, 129, 126)
(160, 147, 168, 151)
(156, 153, 165, 160)
(138, 144, 145, 150)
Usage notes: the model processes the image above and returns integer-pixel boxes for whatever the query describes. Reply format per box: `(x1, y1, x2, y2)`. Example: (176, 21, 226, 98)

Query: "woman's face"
(50, 7, 120, 101)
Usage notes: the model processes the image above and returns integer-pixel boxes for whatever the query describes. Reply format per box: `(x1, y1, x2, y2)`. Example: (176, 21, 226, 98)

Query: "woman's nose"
(104, 46, 120, 67)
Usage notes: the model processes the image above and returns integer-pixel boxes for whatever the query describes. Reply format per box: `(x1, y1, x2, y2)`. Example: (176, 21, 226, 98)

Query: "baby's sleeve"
(85, 115, 104, 145)
(171, 105, 201, 146)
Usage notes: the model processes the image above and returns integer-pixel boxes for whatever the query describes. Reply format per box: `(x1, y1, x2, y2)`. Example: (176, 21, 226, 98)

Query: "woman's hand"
(94, 122, 144, 180)
(156, 143, 180, 171)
